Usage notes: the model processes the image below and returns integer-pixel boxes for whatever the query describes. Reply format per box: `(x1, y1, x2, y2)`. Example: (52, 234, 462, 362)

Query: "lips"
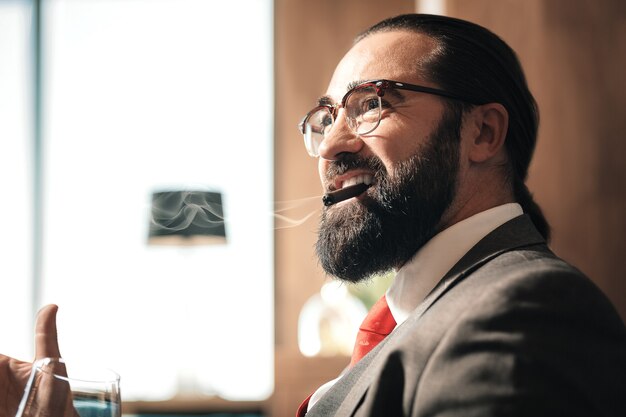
(321, 172, 375, 206)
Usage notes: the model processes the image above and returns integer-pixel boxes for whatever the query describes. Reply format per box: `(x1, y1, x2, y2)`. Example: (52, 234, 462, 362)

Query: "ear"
(466, 103, 509, 163)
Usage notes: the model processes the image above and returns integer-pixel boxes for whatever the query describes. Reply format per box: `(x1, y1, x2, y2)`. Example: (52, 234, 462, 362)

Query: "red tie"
(350, 295, 397, 366)
(296, 295, 396, 416)
(296, 393, 313, 417)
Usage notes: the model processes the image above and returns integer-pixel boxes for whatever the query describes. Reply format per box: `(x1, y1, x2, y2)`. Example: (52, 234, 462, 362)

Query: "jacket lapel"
(411, 214, 545, 323)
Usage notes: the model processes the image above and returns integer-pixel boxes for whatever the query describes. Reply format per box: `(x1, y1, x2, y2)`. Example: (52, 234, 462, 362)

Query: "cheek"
(366, 126, 422, 174)
(368, 94, 446, 155)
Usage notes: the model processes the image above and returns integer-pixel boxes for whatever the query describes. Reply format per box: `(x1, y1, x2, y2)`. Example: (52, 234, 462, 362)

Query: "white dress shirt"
(307, 203, 524, 411)
(387, 203, 523, 326)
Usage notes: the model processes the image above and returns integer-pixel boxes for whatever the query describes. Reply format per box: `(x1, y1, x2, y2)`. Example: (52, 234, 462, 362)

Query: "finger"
(35, 304, 62, 359)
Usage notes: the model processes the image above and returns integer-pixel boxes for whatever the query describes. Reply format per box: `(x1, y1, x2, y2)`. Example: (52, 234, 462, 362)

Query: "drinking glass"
(16, 358, 121, 417)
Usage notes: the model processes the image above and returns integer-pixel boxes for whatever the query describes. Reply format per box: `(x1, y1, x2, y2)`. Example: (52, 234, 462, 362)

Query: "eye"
(307, 108, 334, 135)
(345, 85, 380, 121)
(321, 113, 333, 127)
(362, 97, 380, 113)
(349, 95, 379, 118)
(308, 108, 333, 130)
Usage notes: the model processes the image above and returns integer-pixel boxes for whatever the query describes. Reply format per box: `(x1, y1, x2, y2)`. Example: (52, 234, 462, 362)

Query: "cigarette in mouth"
(322, 183, 370, 206)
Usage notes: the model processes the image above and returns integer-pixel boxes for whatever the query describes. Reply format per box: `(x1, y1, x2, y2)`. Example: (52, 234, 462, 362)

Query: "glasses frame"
(299, 79, 483, 157)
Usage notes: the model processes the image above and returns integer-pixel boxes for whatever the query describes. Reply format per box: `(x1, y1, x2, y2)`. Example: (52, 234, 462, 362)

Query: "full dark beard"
(316, 107, 462, 283)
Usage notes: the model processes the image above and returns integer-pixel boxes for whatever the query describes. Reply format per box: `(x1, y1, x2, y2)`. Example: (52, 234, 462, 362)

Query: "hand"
(0, 305, 61, 417)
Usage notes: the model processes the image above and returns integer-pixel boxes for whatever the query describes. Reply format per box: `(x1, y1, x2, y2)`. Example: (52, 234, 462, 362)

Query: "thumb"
(35, 304, 62, 359)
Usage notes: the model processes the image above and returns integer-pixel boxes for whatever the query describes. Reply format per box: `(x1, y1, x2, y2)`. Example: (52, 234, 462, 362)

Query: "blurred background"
(1, 0, 624, 416)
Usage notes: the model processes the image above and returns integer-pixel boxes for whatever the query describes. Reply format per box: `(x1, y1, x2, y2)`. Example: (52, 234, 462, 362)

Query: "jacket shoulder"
(408, 246, 626, 416)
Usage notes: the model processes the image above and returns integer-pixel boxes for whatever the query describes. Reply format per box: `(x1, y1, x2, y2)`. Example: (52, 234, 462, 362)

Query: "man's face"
(315, 31, 464, 282)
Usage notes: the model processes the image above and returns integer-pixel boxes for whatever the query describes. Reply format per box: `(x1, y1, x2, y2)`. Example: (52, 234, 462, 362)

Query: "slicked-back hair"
(357, 14, 550, 240)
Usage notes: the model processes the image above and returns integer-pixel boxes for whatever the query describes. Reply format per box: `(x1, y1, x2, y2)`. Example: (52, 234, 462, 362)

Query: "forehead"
(326, 30, 439, 99)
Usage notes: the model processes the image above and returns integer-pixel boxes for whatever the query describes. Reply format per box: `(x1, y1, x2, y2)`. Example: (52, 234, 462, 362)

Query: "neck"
(438, 170, 515, 232)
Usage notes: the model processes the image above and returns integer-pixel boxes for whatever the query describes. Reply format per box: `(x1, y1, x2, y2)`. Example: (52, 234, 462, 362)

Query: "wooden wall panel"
(446, 0, 626, 320)
(273, 1, 415, 415)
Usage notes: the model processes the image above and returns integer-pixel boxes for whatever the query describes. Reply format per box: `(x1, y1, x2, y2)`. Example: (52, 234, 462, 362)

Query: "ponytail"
(513, 178, 550, 241)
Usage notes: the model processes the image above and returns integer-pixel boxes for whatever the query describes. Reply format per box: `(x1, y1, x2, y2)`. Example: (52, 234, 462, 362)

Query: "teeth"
(342, 174, 373, 189)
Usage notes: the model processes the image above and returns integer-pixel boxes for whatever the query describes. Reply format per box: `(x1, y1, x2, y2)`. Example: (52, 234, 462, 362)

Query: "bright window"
(0, 0, 33, 360)
(23, 0, 273, 401)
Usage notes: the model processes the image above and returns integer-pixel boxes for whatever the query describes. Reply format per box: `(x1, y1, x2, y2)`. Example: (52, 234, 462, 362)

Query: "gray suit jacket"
(307, 215, 626, 417)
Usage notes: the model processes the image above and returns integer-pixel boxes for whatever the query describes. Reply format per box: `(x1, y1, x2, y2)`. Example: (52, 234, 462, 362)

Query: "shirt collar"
(386, 203, 523, 326)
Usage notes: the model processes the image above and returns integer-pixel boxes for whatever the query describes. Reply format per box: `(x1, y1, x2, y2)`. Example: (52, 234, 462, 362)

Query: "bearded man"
(297, 14, 626, 417)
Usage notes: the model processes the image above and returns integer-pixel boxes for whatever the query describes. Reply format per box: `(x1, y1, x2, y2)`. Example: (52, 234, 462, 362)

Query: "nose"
(317, 108, 364, 160)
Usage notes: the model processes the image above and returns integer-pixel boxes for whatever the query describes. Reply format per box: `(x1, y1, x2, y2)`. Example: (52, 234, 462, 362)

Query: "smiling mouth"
(339, 173, 374, 189)
(323, 174, 374, 206)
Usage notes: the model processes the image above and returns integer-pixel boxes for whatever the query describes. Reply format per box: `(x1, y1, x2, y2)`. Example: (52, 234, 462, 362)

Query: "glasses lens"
(303, 107, 333, 157)
(345, 85, 381, 135)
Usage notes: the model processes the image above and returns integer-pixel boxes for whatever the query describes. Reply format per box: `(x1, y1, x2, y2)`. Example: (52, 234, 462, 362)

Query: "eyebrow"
(346, 79, 367, 91)
(347, 79, 407, 102)
(317, 78, 395, 107)
(316, 79, 368, 106)
(317, 95, 334, 106)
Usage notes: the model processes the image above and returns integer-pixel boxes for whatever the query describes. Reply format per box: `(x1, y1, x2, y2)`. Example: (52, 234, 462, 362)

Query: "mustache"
(324, 154, 388, 184)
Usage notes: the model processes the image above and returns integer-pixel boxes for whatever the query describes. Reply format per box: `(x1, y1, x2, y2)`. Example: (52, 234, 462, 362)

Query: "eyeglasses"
(298, 79, 481, 157)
